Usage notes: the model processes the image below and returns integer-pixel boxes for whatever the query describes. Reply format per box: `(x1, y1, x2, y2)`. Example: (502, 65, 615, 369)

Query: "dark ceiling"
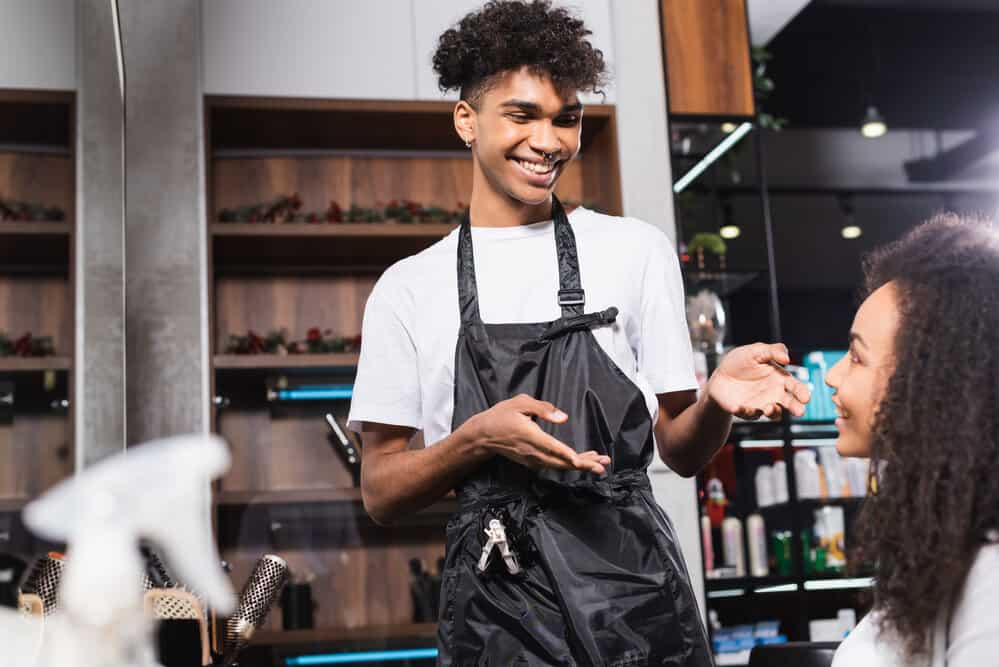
(764, 0, 999, 130)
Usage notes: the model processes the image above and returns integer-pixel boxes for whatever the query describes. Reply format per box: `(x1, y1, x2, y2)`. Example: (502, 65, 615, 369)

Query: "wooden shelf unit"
(0, 222, 72, 273)
(0, 89, 76, 510)
(0, 356, 71, 373)
(205, 95, 623, 646)
(253, 623, 437, 647)
(212, 222, 459, 271)
(0, 496, 29, 513)
(214, 353, 359, 370)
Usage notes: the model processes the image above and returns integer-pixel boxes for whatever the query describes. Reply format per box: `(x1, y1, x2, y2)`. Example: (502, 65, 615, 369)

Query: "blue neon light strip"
(285, 648, 438, 665)
(275, 385, 354, 401)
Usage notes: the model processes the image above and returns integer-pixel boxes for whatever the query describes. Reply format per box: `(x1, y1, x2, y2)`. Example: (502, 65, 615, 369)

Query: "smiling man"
(346, 2, 809, 665)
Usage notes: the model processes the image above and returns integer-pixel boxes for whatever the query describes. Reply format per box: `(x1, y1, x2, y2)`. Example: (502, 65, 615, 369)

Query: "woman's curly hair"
(432, 0, 608, 106)
(852, 213, 999, 657)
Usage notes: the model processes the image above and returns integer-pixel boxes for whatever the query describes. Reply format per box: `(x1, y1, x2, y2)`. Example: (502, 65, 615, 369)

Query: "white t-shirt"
(832, 544, 999, 667)
(346, 206, 697, 449)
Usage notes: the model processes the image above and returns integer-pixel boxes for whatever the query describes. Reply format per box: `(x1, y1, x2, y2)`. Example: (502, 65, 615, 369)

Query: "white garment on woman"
(346, 206, 697, 450)
(832, 543, 999, 667)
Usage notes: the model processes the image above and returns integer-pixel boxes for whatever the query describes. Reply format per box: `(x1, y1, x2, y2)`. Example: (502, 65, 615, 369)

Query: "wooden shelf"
(0, 356, 71, 373)
(0, 222, 72, 272)
(0, 222, 72, 235)
(0, 496, 29, 513)
(214, 353, 359, 370)
(215, 487, 361, 506)
(208, 96, 614, 153)
(211, 222, 456, 271)
(0, 90, 74, 147)
(252, 622, 437, 647)
(214, 488, 458, 527)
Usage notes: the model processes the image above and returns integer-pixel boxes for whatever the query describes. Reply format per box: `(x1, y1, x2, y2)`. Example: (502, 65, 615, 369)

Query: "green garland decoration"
(224, 328, 362, 355)
(0, 332, 56, 357)
(0, 197, 65, 222)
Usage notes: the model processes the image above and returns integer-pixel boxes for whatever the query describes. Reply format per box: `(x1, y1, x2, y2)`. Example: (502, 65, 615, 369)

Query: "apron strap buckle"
(557, 288, 585, 307)
(477, 518, 522, 575)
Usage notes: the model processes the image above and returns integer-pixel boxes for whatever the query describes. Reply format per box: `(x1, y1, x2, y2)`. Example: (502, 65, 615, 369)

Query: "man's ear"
(454, 100, 477, 146)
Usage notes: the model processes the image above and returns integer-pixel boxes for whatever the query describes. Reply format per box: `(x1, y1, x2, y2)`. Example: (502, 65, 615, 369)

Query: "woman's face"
(825, 282, 901, 457)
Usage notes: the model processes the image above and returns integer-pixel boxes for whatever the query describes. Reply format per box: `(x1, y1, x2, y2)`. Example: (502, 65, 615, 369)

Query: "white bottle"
(721, 517, 745, 577)
(837, 608, 858, 638)
(772, 461, 789, 504)
(818, 448, 845, 498)
(701, 514, 714, 573)
(746, 513, 769, 577)
(755, 464, 775, 508)
(845, 458, 870, 497)
(794, 450, 821, 499)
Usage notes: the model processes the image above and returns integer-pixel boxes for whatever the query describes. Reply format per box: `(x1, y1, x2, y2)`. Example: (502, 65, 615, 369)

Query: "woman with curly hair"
(348, 1, 809, 664)
(829, 215, 999, 666)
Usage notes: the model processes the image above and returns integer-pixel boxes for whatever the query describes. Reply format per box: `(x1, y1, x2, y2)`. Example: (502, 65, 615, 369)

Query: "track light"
(719, 198, 740, 239)
(838, 194, 862, 239)
(860, 106, 887, 138)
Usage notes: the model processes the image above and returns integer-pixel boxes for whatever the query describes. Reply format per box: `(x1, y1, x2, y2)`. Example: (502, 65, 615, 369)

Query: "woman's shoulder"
(833, 544, 999, 667)
(833, 612, 915, 667)
(947, 543, 999, 660)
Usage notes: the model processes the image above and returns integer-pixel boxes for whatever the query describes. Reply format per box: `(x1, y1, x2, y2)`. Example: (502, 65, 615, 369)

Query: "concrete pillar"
(120, 0, 210, 444)
(76, 0, 126, 466)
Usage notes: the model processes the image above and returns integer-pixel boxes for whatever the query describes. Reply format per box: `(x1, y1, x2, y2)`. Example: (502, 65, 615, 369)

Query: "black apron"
(437, 197, 713, 667)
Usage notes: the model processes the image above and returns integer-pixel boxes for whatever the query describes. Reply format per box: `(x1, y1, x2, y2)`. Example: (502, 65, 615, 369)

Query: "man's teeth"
(516, 159, 555, 174)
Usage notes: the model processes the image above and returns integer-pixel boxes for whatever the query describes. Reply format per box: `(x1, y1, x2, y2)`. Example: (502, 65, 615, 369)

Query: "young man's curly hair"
(852, 214, 999, 658)
(432, 0, 608, 107)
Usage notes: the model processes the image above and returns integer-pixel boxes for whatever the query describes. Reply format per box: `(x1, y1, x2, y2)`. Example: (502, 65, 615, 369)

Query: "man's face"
(463, 67, 583, 206)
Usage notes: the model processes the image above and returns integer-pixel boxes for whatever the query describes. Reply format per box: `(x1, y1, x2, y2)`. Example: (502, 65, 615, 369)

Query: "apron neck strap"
(457, 195, 585, 326)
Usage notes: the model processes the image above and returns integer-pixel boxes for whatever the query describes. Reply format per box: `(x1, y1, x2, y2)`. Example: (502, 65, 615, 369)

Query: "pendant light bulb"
(860, 106, 887, 138)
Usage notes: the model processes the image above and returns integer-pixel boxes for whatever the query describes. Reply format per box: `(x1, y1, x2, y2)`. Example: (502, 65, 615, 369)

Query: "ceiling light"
(720, 225, 741, 239)
(860, 106, 887, 138)
(841, 225, 863, 239)
(720, 122, 738, 134)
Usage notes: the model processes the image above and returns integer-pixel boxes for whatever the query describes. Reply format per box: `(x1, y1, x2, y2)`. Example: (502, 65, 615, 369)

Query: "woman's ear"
(454, 100, 477, 147)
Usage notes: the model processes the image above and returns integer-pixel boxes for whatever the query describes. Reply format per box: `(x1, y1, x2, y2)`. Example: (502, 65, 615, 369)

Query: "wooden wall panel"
(0, 415, 71, 498)
(0, 152, 74, 217)
(215, 275, 375, 352)
(212, 156, 472, 218)
(0, 277, 72, 354)
(222, 537, 445, 630)
(661, 0, 755, 117)
(212, 154, 590, 219)
(218, 408, 355, 492)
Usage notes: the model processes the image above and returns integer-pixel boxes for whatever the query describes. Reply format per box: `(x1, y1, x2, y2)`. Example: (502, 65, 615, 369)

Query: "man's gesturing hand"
(707, 343, 812, 421)
(467, 394, 610, 475)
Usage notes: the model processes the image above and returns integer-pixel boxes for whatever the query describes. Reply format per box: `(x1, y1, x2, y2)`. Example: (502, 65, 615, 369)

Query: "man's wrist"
(454, 414, 494, 460)
(703, 373, 732, 420)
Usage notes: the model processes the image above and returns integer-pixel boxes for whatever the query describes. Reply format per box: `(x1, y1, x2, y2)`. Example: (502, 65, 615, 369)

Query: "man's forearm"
(655, 392, 732, 477)
(361, 422, 492, 525)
